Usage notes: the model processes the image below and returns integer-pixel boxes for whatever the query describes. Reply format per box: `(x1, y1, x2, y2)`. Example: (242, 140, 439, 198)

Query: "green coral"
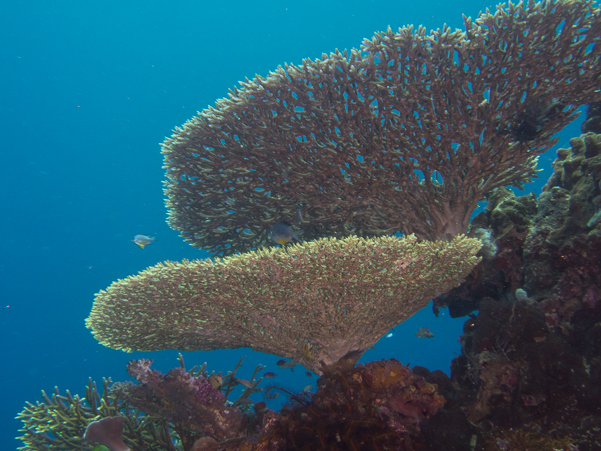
(16, 377, 174, 451)
(16, 355, 262, 451)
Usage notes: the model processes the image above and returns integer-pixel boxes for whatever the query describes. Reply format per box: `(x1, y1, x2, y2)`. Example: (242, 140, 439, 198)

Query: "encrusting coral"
(86, 234, 481, 373)
(162, 0, 601, 256)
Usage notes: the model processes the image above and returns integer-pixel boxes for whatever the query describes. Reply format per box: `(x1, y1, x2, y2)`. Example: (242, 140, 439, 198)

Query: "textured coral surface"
(440, 134, 601, 449)
(253, 359, 445, 450)
(87, 234, 481, 373)
(163, 0, 601, 255)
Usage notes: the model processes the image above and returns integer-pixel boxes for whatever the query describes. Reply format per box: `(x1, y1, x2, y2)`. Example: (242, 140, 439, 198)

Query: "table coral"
(86, 234, 481, 373)
(162, 0, 601, 256)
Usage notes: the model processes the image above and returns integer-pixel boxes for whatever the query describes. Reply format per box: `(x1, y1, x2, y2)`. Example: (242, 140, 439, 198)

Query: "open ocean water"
(0, 0, 585, 449)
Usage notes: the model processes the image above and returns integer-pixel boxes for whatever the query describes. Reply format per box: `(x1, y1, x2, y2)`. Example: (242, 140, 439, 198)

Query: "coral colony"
(86, 235, 481, 373)
(17, 1, 601, 449)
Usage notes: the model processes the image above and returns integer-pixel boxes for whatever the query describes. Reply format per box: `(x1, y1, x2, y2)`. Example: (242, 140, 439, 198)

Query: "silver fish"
(132, 234, 155, 249)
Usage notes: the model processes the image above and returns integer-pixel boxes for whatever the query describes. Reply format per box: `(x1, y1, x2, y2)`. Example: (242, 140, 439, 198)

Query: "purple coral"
(118, 359, 246, 444)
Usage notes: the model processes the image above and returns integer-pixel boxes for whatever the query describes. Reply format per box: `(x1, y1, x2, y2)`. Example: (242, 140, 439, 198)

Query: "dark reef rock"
(436, 134, 601, 449)
(583, 102, 601, 135)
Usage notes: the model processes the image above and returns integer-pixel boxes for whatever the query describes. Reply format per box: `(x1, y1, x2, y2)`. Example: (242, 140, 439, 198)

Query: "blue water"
(0, 1, 585, 449)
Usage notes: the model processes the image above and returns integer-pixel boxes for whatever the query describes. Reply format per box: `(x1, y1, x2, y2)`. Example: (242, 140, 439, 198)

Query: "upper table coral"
(162, 0, 601, 256)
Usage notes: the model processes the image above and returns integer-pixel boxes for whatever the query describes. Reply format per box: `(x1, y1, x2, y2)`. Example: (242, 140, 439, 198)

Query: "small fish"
(263, 372, 276, 378)
(296, 206, 303, 224)
(303, 384, 313, 393)
(306, 371, 312, 377)
(415, 327, 435, 339)
(209, 374, 223, 390)
(132, 234, 155, 249)
(276, 359, 298, 371)
(386, 332, 394, 339)
(235, 378, 254, 389)
(269, 222, 301, 245)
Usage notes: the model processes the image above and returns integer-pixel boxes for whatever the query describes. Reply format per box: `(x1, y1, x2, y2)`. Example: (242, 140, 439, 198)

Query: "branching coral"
(86, 234, 481, 373)
(16, 377, 174, 451)
(162, 0, 601, 255)
(16, 355, 263, 451)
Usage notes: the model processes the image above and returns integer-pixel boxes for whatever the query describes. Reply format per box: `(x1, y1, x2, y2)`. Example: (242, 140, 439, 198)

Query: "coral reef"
(111, 356, 261, 449)
(19, 0, 601, 446)
(86, 234, 481, 373)
(162, 0, 601, 255)
(16, 355, 263, 451)
(16, 378, 174, 451)
(253, 359, 444, 450)
(436, 133, 601, 449)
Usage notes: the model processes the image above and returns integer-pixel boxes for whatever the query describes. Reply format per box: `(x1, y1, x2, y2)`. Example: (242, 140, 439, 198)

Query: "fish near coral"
(276, 359, 298, 371)
(132, 234, 155, 249)
(209, 374, 223, 390)
(269, 222, 300, 245)
(415, 327, 434, 339)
